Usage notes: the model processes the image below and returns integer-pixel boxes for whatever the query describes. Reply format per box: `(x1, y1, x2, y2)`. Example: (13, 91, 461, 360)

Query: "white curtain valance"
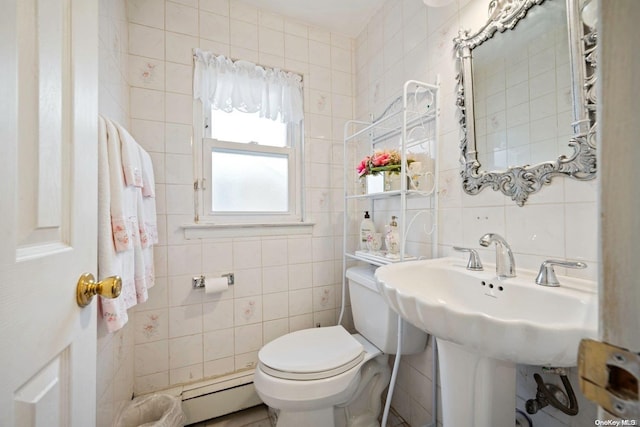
(193, 48, 304, 124)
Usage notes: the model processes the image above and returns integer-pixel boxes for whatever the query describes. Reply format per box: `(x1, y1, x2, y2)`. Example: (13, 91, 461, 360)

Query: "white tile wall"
(204, 329, 235, 360)
(170, 334, 203, 369)
(166, 2, 199, 36)
(97, 1, 134, 426)
(127, 0, 354, 397)
(204, 357, 235, 378)
(136, 340, 169, 376)
(129, 24, 165, 59)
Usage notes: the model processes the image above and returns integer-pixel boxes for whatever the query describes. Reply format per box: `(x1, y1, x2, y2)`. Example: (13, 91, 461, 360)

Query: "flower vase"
(366, 174, 384, 194)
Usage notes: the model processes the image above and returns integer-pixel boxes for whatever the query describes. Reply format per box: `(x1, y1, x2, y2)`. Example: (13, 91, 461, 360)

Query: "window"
(202, 109, 302, 223)
(192, 50, 305, 226)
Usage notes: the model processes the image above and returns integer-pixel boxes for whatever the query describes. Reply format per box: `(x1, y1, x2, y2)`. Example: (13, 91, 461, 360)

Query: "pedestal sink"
(375, 257, 597, 427)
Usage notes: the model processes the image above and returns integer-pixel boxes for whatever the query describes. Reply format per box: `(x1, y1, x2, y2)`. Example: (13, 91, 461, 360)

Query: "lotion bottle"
(385, 216, 400, 258)
(360, 211, 376, 250)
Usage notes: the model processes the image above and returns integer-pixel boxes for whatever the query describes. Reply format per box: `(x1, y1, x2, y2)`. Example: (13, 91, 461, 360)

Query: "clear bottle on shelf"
(385, 216, 400, 259)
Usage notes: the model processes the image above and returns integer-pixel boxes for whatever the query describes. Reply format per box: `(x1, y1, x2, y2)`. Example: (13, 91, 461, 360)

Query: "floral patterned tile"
(134, 309, 169, 346)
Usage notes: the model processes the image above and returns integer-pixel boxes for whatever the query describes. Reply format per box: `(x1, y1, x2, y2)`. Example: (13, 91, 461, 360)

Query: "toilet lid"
(258, 326, 364, 380)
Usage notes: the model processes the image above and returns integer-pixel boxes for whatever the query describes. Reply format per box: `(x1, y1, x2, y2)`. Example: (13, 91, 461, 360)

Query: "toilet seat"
(258, 326, 364, 381)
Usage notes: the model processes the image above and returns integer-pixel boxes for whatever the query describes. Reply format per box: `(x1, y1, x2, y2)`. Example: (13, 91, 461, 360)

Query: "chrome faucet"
(479, 233, 516, 278)
(453, 246, 483, 271)
(535, 259, 587, 287)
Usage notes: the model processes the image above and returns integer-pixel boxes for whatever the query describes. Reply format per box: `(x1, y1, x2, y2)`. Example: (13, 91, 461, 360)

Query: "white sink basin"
(375, 256, 598, 427)
(375, 256, 597, 366)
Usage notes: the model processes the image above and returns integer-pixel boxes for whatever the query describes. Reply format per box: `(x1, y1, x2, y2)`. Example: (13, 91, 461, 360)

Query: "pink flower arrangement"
(357, 149, 412, 177)
(371, 151, 393, 167)
(356, 156, 370, 176)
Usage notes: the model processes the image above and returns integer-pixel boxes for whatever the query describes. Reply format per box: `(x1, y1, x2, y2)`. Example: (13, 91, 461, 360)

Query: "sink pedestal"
(438, 339, 516, 427)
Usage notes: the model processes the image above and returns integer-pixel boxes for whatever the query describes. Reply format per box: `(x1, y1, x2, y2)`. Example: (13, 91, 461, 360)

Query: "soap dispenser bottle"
(360, 211, 376, 250)
(385, 216, 400, 259)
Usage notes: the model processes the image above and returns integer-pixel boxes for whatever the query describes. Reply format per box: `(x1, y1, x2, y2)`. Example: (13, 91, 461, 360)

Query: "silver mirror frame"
(454, 0, 597, 206)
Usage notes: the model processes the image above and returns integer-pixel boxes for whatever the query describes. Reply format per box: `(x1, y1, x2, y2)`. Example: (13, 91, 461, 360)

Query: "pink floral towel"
(98, 116, 157, 333)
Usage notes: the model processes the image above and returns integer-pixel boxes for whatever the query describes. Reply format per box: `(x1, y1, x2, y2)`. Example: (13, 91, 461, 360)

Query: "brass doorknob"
(76, 273, 122, 307)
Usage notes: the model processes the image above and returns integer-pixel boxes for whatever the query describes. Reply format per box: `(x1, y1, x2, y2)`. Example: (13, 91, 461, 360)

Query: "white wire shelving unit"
(341, 79, 440, 269)
(338, 78, 441, 427)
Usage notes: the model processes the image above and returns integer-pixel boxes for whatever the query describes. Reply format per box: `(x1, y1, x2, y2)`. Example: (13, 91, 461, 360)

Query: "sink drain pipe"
(525, 370, 579, 416)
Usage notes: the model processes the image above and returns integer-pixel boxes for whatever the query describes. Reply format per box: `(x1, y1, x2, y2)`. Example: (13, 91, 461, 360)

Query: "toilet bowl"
(254, 327, 388, 427)
(254, 266, 428, 427)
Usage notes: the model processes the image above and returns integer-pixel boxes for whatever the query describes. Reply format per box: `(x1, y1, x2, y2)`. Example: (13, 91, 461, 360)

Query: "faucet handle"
(535, 260, 587, 287)
(453, 246, 483, 271)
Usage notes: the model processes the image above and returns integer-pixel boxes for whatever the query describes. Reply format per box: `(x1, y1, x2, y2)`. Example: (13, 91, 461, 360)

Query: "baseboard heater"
(180, 370, 263, 425)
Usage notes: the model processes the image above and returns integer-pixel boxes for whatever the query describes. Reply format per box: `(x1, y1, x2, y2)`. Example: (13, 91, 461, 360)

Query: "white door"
(598, 3, 640, 349)
(579, 0, 640, 420)
(0, 0, 99, 426)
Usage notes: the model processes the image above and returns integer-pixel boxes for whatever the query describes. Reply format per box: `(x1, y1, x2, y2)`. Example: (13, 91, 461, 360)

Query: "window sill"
(181, 221, 315, 239)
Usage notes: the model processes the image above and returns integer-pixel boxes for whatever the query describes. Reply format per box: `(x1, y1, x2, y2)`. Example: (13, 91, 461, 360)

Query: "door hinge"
(579, 339, 640, 419)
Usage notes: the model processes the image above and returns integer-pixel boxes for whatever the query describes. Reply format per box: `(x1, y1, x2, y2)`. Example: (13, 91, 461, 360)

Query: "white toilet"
(254, 265, 428, 427)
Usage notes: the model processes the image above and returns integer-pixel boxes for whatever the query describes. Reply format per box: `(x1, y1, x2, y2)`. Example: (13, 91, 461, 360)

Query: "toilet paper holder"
(192, 273, 234, 289)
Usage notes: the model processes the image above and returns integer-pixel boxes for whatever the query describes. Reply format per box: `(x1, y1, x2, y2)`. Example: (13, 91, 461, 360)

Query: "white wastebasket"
(115, 394, 185, 427)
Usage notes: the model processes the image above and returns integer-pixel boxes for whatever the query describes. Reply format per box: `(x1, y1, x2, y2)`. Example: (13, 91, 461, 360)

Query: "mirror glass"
(454, 0, 597, 206)
(472, 1, 573, 171)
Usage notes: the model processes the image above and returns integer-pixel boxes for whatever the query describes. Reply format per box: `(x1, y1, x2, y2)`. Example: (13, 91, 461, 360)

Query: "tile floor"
(187, 404, 410, 427)
(187, 405, 271, 427)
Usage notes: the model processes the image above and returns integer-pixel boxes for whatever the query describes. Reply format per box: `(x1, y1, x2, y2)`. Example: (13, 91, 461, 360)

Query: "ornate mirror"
(454, 0, 596, 206)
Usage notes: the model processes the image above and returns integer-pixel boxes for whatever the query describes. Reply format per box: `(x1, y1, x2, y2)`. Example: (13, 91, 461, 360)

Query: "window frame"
(194, 105, 305, 225)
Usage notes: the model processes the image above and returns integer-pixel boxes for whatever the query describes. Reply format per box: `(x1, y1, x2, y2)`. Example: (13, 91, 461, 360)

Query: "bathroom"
(0, 0, 637, 426)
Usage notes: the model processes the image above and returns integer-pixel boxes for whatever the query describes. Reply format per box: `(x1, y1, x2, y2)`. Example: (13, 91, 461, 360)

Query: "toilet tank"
(346, 266, 427, 354)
